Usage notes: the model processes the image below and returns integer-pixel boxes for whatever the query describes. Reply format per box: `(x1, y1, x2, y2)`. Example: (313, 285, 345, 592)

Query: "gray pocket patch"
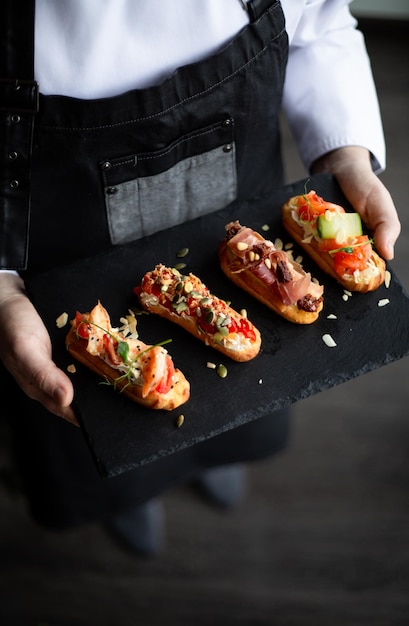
(101, 119, 237, 244)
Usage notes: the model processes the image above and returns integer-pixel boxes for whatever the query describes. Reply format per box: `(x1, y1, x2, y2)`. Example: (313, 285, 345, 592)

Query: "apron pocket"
(101, 118, 237, 245)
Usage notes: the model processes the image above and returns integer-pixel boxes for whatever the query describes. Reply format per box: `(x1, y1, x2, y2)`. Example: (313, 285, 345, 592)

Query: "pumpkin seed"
(177, 247, 189, 258)
(205, 309, 215, 325)
(173, 301, 189, 313)
(216, 364, 228, 378)
(213, 331, 225, 343)
(216, 326, 229, 337)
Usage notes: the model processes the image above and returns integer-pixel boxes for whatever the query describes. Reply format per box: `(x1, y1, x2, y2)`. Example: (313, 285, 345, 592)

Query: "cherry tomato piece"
(75, 311, 91, 339)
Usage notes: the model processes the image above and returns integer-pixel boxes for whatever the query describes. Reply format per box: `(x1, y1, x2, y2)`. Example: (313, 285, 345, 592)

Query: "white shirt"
(34, 0, 385, 173)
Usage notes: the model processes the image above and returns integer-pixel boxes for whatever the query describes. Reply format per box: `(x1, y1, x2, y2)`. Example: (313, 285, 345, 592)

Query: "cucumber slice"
(317, 211, 363, 241)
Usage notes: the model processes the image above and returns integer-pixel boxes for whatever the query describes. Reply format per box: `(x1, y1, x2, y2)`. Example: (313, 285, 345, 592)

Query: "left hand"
(0, 273, 78, 426)
(311, 146, 401, 261)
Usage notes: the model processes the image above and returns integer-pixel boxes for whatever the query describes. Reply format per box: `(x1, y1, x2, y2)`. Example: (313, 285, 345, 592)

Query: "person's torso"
(3, 0, 289, 273)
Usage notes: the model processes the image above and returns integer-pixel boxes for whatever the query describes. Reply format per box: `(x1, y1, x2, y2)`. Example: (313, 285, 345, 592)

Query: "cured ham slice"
(219, 221, 324, 324)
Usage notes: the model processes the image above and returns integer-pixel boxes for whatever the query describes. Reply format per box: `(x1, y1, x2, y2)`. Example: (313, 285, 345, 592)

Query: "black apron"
(1, 0, 291, 528)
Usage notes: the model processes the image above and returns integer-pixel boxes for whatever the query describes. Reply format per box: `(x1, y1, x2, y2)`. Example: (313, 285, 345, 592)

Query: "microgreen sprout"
(299, 178, 316, 223)
(106, 337, 172, 393)
(328, 238, 373, 255)
(303, 178, 311, 196)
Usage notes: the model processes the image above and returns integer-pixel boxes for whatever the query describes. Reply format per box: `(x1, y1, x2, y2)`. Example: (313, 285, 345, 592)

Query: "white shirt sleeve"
(281, 0, 385, 173)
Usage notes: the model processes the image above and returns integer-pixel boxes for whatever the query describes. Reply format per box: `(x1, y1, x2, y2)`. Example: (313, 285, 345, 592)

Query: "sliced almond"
(56, 312, 68, 328)
(322, 333, 337, 348)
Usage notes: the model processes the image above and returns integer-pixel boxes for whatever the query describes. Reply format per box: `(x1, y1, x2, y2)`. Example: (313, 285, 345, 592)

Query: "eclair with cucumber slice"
(281, 190, 386, 293)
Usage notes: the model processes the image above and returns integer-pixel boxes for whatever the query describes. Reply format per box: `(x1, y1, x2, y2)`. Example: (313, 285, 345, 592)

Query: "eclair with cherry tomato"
(134, 264, 261, 362)
(219, 220, 324, 324)
(281, 190, 386, 292)
(66, 301, 190, 410)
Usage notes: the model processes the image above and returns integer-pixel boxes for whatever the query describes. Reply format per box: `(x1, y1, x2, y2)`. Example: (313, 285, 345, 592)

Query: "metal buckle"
(0, 78, 39, 114)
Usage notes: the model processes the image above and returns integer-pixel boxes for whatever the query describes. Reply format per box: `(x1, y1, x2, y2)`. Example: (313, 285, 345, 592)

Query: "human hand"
(0, 273, 78, 426)
(311, 146, 401, 260)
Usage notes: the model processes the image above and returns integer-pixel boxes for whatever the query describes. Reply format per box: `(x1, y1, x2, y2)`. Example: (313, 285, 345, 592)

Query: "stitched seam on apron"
(38, 25, 285, 132)
(109, 125, 226, 169)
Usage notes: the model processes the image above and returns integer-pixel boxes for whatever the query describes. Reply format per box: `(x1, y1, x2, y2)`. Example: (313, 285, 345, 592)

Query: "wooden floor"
(1, 19, 408, 626)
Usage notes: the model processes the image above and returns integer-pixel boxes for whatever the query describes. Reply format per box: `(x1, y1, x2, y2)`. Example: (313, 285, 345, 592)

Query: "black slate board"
(26, 174, 409, 477)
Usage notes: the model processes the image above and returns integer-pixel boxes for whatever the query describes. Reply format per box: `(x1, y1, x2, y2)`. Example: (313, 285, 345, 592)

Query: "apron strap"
(0, 0, 38, 269)
(242, 0, 278, 23)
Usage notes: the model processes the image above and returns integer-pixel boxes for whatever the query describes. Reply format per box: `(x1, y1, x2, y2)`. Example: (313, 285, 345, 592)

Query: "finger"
(372, 215, 401, 261)
(24, 368, 73, 406)
(16, 362, 77, 416)
(340, 176, 401, 261)
(54, 403, 79, 427)
(36, 370, 79, 425)
(41, 394, 79, 426)
(365, 190, 401, 261)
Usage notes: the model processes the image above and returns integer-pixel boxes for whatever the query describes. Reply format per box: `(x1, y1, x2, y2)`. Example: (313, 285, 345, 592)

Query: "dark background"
(1, 17, 408, 626)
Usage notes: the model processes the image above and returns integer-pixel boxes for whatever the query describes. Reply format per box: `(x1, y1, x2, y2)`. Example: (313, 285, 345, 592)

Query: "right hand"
(311, 146, 401, 261)
(0, 273, 78, 426)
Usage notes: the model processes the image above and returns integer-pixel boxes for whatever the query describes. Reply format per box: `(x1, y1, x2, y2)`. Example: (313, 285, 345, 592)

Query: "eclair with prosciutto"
(218, 220, 324, 324)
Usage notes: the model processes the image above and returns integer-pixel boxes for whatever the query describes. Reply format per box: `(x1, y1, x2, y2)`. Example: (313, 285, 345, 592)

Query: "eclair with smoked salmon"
(66, 301, 190, 410)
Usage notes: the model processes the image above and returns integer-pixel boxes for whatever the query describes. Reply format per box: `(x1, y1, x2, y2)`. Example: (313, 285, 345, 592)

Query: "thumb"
(25, 361, 78, 425)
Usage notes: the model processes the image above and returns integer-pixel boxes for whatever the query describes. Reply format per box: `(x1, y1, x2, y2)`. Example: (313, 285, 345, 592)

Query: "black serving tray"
(26, 174, 409, 477)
